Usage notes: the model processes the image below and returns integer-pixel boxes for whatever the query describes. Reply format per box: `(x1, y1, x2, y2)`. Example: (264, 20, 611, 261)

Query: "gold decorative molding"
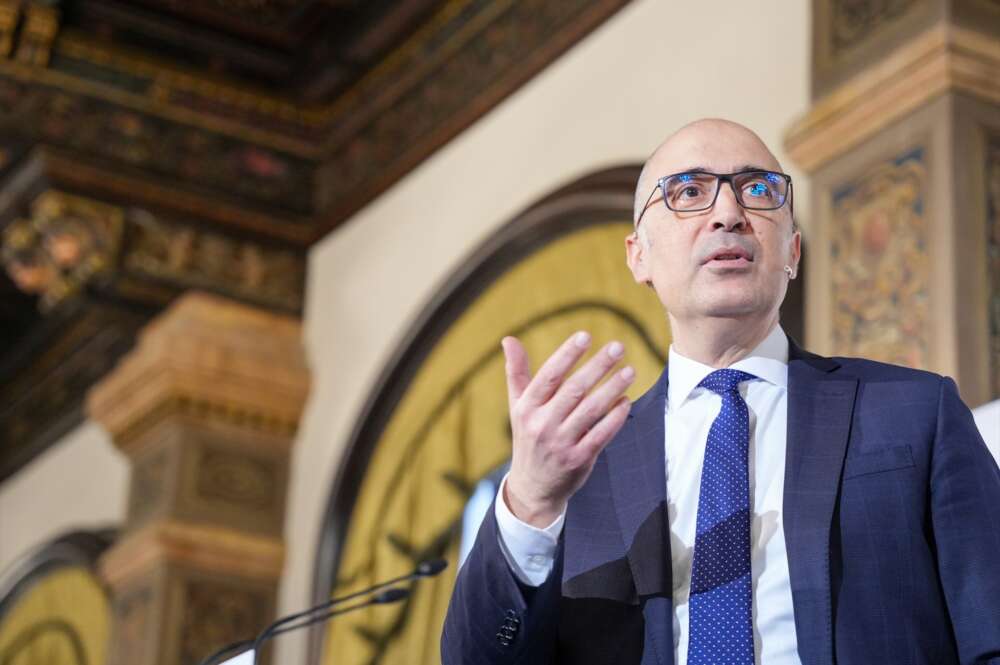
(785, 23, 1000, 172)
(125, 210, 304, 309)
(87, 292, 309, 449)
(37, 150, 313, 244)
(0, 54, 321, 159)
(15, 3, 59, 67)
(0, 0, 490, 156)
(99, 520, 284, 589)
(57, 33, 322, 124)
(0, 1, 19, 58)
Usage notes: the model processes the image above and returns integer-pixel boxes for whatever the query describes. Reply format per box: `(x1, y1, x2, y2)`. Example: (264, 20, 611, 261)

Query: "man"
(441, 119, 1000, 664)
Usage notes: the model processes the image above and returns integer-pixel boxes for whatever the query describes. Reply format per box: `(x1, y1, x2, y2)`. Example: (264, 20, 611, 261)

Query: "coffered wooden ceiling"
(0, 0, 631, 480)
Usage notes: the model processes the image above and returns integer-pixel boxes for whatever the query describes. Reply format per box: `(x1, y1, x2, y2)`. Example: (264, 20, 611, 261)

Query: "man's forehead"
(650, 122, 782, 174)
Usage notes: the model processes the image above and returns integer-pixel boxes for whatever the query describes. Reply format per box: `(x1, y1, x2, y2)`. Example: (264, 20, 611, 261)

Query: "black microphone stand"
(197, 588, 409, 665)
(250, 558, 446, 664)
(189, 558, 444, 665)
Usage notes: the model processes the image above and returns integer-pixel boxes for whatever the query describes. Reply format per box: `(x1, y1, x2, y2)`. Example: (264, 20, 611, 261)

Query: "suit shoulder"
(830, 355, 946, 387)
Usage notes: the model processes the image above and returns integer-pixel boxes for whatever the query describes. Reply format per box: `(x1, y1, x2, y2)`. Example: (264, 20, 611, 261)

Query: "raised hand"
(501, 331, 634, 527)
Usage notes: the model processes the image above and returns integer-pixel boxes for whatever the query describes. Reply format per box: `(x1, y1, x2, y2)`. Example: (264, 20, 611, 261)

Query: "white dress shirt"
(495, 324, 802, 665)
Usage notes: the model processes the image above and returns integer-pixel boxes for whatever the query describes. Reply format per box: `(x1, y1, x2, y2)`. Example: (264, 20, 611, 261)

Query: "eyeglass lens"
(661, 172, 788, 212)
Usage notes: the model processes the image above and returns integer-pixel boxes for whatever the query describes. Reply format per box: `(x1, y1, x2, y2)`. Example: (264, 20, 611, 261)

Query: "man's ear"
(625, 231, 651, 285)
(788, 229, 802, 278)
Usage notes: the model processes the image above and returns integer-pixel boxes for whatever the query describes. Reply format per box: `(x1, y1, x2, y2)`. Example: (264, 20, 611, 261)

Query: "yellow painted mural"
(0, 567, 110, 665)
(323, 220, 670, 664)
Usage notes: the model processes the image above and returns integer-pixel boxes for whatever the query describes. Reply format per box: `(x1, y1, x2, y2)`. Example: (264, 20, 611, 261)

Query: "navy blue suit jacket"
(441, 345, 1000, 665)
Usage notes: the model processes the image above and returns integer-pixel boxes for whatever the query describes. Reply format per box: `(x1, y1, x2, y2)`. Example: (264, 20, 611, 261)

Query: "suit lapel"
(606, 366, 673, 665)
(597, 341, 856, 665)
(784, 342, 857, 665)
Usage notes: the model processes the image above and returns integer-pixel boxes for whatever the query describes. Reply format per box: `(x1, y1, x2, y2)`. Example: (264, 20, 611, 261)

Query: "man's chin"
(697, 295, 766, 319)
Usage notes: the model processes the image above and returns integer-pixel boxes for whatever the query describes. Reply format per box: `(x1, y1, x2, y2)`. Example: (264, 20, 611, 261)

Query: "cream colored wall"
(285, 0, 811, 662)
(0, 422, 128, 576)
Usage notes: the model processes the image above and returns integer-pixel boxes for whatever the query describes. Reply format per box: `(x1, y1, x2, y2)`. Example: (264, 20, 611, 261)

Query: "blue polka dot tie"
(688, 369, 757, 665)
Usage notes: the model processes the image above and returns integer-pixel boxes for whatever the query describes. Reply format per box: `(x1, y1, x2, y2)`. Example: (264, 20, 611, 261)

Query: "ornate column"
(785, 0, 1000, 406)
(87, 292, 309, 665)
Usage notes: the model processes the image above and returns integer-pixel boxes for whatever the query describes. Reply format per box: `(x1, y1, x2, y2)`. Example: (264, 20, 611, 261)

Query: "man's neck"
(668, 312, 780, 369)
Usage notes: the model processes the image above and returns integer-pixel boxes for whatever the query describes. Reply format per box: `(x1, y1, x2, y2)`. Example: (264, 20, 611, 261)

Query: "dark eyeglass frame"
(635, 169, 794, 227)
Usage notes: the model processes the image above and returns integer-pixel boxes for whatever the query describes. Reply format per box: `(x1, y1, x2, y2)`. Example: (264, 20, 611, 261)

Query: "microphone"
(265, 587, 409, 640)
(246, 558, 447, 665)
(197, 588, 409, 665)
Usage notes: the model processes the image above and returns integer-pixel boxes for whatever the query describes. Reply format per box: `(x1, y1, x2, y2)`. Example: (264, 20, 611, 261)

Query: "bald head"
(624, 118, 801, 356)
(633, 119, 785, 225)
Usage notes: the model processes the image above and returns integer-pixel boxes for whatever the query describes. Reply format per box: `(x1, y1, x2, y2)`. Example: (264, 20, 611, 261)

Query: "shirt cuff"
(494, 473, 565, 587)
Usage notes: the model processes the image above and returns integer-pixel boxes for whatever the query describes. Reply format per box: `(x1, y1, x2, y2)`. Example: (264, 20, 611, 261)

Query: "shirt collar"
(667, 324, 789, 409)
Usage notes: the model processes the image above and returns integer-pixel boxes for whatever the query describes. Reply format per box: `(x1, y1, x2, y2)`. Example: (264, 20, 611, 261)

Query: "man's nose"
(709, 181, 748, 231)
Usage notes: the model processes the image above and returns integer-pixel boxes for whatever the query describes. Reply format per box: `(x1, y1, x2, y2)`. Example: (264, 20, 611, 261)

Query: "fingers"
(572, 396, 632, 465)
(520, 331, 592, 406)
(501, 336, 531, 407)
(502, 332, 631, 525)
(546, 340, 626, 422)
(561, 364, 635, 439)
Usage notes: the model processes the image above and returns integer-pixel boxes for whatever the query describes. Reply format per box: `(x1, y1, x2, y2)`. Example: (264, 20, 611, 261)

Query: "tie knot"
(698, 368, 757, 395)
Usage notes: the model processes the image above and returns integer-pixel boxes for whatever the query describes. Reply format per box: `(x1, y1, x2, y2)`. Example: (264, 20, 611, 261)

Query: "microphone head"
(373, 587, 410, 604)
(414, 558, 448, 577)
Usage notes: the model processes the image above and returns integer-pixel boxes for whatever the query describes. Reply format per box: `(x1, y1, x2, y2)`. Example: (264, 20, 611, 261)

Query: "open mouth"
(705, 248, 754, 265)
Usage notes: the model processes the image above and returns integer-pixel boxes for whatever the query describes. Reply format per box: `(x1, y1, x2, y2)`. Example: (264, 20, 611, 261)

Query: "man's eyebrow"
(673, 164, 776, 175)
(733, 163, 774, 173)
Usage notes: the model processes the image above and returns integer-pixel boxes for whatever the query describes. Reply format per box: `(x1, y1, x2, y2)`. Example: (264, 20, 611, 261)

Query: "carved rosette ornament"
(1, 191, 123, 310)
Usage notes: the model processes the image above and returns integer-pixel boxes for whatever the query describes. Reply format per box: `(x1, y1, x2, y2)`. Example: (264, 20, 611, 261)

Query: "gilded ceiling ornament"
(0, 190, 123, 311)
(124, 209, 303, 308)
(0, 1, 19, 58)
(14, 3, 59, 67)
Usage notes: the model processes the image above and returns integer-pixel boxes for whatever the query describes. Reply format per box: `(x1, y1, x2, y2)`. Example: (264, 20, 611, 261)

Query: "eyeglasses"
(636, 170, 793, 226)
